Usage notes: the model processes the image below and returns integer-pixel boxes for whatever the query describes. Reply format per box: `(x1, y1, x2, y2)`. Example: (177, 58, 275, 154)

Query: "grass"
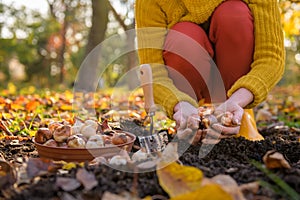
(251, 160, 300, 200)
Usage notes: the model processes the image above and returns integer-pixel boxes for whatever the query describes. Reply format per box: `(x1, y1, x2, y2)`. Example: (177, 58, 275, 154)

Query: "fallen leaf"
(62, 162, 78, 171)
(90, 156, 107, 166)
(239, 181, 260, 199)
(256, 109, 272, 121)
(156, 143, 241, 200)
(60, 104, 73, 111)
(102, 191, 141, 200)
(59, 192, 78, 200)
(76, 168, 98, 191)
(26, 158, 55, 178)
(0, 160, 17, 189)
(209, 175, 245, 200)
(0, 120, 13, 136)
(157, 161, 203, 197)
(170, 184, 232, 200)
(55, 177, 81, 192)
(10, 103, 24, 111)
(25, 100, 40, 112)
(102, 192, 129, 200)
(263, 150, 291, 169)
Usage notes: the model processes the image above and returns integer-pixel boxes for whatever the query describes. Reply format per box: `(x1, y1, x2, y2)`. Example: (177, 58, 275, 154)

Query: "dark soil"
(0, 125, 299, 200)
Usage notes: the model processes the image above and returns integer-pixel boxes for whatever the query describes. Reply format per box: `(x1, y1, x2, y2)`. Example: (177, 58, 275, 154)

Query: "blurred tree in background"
(0, 0, 298, 90)
(0, 0, 91, 88)
(279, 0, 300, 85)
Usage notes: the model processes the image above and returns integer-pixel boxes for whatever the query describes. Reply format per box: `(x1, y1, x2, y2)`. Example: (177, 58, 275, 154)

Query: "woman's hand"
(174, 88, 254, 144)
(212, 88, 254, 135)
(173, 101, 198, 129)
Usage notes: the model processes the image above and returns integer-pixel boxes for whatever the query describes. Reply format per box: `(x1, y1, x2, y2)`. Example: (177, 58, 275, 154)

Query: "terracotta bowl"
(33, 131, 136, 162)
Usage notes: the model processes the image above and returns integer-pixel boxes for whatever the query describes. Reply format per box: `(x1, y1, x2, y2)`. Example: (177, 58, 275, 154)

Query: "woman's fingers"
(191, 129, 205, 145)
(187, 114, 200, 130)
(176, 128, 193, 140)
(177, 128, 207, 145)
(211, 123, 240, 136)
(173, 112, 187, 129)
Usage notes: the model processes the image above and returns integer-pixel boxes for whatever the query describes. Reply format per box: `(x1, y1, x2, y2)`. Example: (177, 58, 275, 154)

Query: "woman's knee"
(210, 0, 254, 42)
(164, 22, 214, 57)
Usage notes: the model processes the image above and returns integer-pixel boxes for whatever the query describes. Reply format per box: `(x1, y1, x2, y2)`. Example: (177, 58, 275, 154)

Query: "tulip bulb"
(84, 119, 98, 129)
(43, 139, 58, 147)
(35, 128, 53, 144)
(80, 124, 97, 139)
(67, 135, 86, 148)
(53, 125, 72, 142)
(109, 155, 127, 166)
(111, 133, 128, 145)
(86, 135, 104, 148)
(132, 149, 148, 162)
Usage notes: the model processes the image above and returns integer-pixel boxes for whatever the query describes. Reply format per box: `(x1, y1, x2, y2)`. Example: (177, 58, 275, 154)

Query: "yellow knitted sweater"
(135, 0, 285, 118)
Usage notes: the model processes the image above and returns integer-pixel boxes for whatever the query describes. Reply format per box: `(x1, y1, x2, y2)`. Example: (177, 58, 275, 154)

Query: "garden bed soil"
(0, 125, 299, 200)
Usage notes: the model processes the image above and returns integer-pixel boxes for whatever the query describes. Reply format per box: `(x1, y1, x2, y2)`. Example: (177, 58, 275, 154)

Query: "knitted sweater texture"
(135, 0, 285, 118)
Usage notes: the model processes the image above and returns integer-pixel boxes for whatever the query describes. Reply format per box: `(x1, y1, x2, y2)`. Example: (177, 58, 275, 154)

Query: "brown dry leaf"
(90, 156, 107, 166)
(26, 158, 56, 178)
(0, 120, 13, 136)
(256, 109, 272, 121)
(209, 175, 245, 200)
(263, 150, 291, 169)
(76, 168, 98, 191)
(156, 161, 203, 197)
(0, 160, 17, 189)
(239, 182, 260, 199)
(55, 177, 81, 192)
(170, 184, 233, 200)
(59, 192, 78, 200)
(102, 191, 142, 200)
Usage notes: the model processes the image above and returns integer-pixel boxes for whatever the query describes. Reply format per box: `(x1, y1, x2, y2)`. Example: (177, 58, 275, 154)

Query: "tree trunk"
(108, 3, 138, 90)
(75, 0, 109, 92)
(58, 19, 67, 84)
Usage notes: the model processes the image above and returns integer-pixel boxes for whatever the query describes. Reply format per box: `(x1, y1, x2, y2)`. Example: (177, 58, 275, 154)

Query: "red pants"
(163, 0, 254, 103)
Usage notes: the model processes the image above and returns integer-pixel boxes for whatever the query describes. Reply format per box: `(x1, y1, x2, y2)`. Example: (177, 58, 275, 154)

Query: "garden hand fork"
(139, 64, 167, 153)
(140, 64, 156, 134)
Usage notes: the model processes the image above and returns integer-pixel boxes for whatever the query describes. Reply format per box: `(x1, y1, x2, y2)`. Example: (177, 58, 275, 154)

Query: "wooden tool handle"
(140, 64, 155, 113)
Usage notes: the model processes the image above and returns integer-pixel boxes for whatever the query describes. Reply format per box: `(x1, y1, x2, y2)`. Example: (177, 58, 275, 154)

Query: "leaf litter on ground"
(0, 85, 299, 199)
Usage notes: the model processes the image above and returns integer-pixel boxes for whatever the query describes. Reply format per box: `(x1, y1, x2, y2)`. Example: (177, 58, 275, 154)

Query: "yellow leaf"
(11, 103, 24, 111)
(171, 184, 233, 200)
(62, 162, 77, 170)
(142, 196, 152, 200)
(60, 104, 73, 111)
(0, 112, 13, 119)
(157, 162, 203, 197)
(28, 86, 36, 94)
(64, 90, 74, 100)
(28, 130, 36, 137)
(7, 82, 17, 95)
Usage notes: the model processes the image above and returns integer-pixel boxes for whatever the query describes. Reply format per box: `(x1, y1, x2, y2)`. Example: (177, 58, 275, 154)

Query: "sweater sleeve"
(135, 0, 198, 118)
(228, 0, 285, 108)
